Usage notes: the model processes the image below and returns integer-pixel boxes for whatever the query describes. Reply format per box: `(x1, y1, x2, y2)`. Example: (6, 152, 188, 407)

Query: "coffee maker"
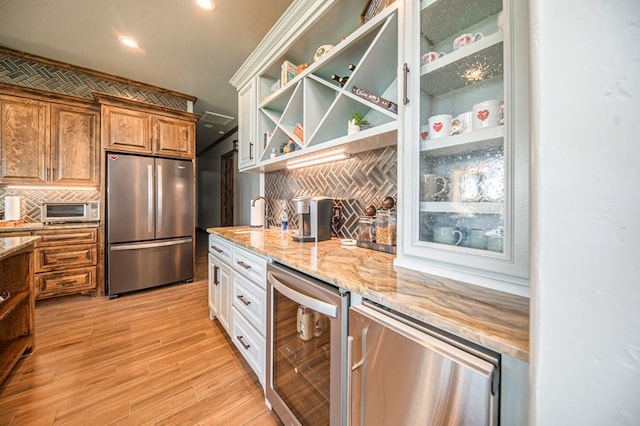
(292, 197, 332, 242)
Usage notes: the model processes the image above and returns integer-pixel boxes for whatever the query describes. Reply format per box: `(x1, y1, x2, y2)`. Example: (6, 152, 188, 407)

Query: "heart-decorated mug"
(453, 32, 483, 50)
(472, 100, 501, 129)
(428, 114, 453, 139)
(422, 51, 445, 64)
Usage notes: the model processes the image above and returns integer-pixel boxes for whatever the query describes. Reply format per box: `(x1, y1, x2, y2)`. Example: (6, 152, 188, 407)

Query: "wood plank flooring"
(0, 230, 282, 425)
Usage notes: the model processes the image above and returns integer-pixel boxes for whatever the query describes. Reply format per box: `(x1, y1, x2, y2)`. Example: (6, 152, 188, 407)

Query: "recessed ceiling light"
(118, 36, 139, 49)
(204, 123, 213, 128)
(194, 0, 215, 11)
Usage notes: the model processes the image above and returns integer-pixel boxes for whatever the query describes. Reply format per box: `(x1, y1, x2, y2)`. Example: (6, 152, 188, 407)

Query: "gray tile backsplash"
(0, 187, 100, 223)
(265, 146, 397, 239)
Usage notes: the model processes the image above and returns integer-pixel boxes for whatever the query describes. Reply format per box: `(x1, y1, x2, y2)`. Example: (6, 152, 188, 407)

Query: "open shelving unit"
(247, 2, 400, 172)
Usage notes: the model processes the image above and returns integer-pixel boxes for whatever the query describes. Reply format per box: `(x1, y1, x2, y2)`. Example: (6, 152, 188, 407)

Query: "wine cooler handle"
(268, 271, 338, 318)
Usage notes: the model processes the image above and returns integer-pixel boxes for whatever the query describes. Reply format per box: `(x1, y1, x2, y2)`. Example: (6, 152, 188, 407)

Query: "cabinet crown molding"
(229, 0, 336, 90)
(92, 92, 200, 122)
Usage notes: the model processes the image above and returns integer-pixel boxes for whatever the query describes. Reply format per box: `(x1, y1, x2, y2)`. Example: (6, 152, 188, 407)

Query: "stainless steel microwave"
(41, 201, 100, 223)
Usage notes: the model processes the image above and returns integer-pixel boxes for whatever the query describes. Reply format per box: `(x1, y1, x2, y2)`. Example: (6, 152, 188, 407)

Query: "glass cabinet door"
(398, 0, 530, 293)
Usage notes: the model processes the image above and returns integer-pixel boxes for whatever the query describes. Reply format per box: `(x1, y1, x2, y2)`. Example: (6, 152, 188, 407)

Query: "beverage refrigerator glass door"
(266, 263, 349, 425)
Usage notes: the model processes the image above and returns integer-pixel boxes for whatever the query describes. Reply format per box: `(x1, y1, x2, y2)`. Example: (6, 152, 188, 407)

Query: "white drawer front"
(208, 234, 232, 262)
(231, 307, 265, 385)
(232, 246, 267, 286)
(232, 273, 265, 335)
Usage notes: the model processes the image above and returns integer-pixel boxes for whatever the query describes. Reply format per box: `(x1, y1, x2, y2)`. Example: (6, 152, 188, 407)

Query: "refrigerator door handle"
(157, 164, 163, 233)
(110, 238, 192, 251)
(147, 164, 154, 234)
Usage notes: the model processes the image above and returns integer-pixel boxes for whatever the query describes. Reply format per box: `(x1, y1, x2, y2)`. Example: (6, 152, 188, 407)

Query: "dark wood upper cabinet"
(50, 104, 100, 186)
(0, 95, 50, 185)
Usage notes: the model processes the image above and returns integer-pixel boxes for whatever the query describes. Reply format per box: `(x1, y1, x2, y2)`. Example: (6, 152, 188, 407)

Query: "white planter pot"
(347, 119, 361, 135)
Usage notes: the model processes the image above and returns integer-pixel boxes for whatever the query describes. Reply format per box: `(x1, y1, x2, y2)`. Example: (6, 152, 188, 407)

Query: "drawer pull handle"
(237, 295, 251, 306)
(211, 245, 224, 253)
(236, 261, 251, 269)
(213, 265, 219, 285)
(236, 335, 250, 350)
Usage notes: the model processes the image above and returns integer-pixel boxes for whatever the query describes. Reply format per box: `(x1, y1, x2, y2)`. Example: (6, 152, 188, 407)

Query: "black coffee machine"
(292, 197, 332, 242)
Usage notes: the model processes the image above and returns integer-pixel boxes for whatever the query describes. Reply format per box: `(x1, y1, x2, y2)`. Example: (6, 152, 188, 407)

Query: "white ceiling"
(0, 0, 293, 152)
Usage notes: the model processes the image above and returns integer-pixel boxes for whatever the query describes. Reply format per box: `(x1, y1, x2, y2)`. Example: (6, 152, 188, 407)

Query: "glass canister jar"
(376, 209, 397, 246)
(358, 216, 373, 243)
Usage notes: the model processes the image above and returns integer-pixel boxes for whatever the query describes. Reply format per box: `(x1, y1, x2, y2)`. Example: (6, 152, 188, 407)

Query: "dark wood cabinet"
(153, 115, 194, 158)
(97, 94, 197, 159)
(33, 228, 98, 299)
(0, 238, 36, 386)
(102, 105, 152, 154)
(0, 95, 50, 184)
(50, 104, 100, 186)
(0, 93, 99, 187)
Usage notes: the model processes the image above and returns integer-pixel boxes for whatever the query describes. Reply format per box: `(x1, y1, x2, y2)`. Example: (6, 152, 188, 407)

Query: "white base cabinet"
(208, 235, 233, 331)
(207, 233, 268, 388)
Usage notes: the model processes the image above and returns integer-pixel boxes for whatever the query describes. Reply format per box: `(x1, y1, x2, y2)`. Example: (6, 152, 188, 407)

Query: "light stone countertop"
(0, 236, 40, 260)
(208, 226, 529, 362)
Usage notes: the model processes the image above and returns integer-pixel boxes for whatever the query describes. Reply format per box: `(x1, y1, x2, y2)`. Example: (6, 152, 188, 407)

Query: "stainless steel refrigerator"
(106, 153, 193, 297)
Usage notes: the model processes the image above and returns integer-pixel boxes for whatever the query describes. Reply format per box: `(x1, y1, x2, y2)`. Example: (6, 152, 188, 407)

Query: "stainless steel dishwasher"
(348, 302, 500, 426)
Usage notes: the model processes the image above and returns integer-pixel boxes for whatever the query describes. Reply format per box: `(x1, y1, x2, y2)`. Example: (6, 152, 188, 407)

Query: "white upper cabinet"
(395, 0, 531, 296)
(232, 0, 400, 173)
(238, 79, 257, 169)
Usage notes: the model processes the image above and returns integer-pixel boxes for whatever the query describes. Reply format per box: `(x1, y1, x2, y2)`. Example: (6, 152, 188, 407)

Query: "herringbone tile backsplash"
(0, 54, 188, 111)
(265, 146, 397, 239)
(0, 188, 100, 223)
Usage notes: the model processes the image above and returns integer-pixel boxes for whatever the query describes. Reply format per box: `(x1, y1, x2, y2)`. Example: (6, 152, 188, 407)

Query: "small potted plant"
(348, 109, 369, 134)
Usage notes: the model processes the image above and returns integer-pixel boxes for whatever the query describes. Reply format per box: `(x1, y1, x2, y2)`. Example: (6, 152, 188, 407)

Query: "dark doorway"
(220, 149, 236, 226)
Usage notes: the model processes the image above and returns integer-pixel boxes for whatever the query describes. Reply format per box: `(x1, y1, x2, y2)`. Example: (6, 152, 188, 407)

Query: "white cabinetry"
(207, 232, 269, 387)
(231, 0, 400, 173)
(396, 0, 530, 296)
(238, 79, 257, 170)
(208, 235, 232, 332)
(230, 245, 268, 388)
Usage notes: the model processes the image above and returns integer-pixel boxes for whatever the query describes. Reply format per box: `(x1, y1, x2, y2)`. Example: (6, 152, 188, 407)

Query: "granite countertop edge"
(208, 226, 530, 362)
(0, 222, 101, 233)
(0, 236, 40, 260)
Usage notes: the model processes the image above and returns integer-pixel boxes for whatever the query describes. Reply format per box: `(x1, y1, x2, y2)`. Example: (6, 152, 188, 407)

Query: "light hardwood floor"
(0, 230, 282, 425)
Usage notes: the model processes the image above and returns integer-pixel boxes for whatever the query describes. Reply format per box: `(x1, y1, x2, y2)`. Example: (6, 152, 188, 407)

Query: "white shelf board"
(420, 32, 504, 96)
(420, 125, 504, 156)
(420, 201, 505, 215)
(244, 122, 398, 173)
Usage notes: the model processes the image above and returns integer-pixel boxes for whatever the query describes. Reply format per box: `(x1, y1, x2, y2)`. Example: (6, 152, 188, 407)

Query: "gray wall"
(197, 133, 260, 230)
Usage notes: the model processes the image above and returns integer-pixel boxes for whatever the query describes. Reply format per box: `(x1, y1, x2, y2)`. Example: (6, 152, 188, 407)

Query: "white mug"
(421, 174, 449, 201)
(422, 51, 445, 64)
(433, 226, 463, 246)
(453, 32, 483, 50)
(454, 111, 474, 134)
(428, 114, 452, 139)
(472, 100, 501, 129)
(468, 229, 488, 249)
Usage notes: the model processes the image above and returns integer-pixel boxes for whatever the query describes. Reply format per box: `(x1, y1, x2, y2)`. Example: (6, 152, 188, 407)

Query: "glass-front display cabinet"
(396, 0, 530, 295)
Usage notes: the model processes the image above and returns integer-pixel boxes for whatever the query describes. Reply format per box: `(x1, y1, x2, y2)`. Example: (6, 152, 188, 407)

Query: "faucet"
(251, 196, 268, 229)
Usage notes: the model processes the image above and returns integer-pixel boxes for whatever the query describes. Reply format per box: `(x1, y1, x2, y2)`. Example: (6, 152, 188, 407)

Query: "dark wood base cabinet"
(0, 240, 36, 386)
